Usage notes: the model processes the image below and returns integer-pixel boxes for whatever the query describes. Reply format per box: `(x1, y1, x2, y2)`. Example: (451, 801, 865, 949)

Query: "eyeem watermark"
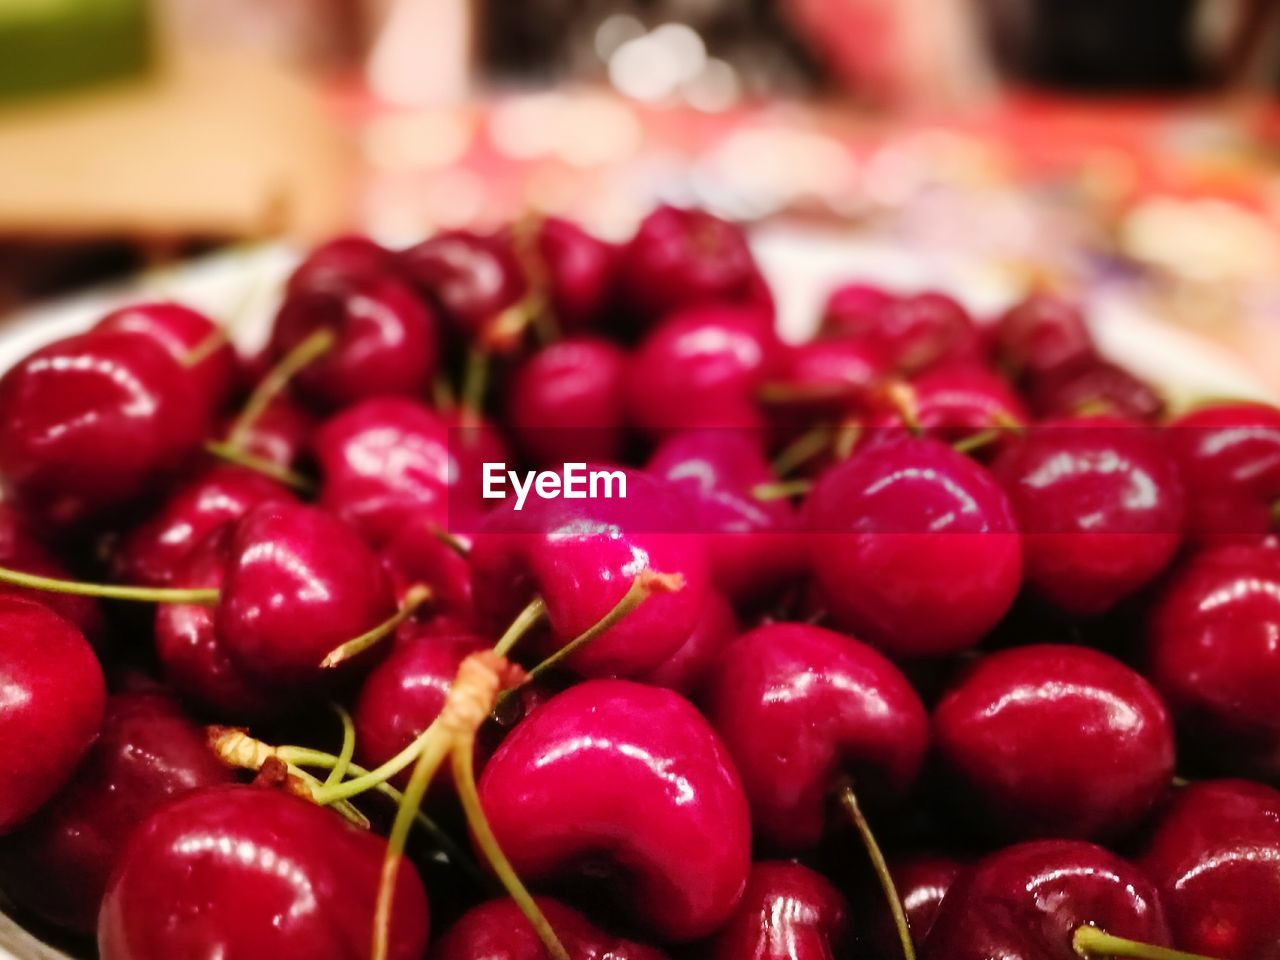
(482, 463, 628, 511)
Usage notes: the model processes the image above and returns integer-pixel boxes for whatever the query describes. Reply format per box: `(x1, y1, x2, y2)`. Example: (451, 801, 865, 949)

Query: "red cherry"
(0, 331, 205, 529)
(269, 272, 440, 410)
(865, 365, 1029, 453)
(1147, 544, 1280, 779)
(216, 393, 316, 472)
(1140, 779, 1280, 960)
(637, 590, 738, 696)
(806, 436, 1021, 657)
(380, 517, 475, 628)
(433, 897, 667, 960)
(401, 229, 527, 338)
(703, 623, 928, 851)
(922, 840, 1171, 960)
(477, 680, 752, 941)
(864, 854, 963, 956)
(707, 861, 849, 960)
(993, 416, 1186, 615)
(98, 785, 430, 960)
(287, 234, 400, 293)
(819, 282, 896, 340)
(506, 337, 629, 466)
(1029, 356, 1165, 421)
(933, 644, 1175, 841)
(530, 216, 617, 332)
(0, 503, 103, 644)
(870, 292, 983, 374)
(764, 336, 891, 424)
(0, 690, 234, 933)
(995, 294, 1095, 379)
(0, 596, 105, 834)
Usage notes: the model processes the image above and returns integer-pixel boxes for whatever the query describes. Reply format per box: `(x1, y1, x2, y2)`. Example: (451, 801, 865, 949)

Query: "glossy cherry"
(864, 365, 1028, 451)
(764, 336, 890, 424)
(922, 840, 1171, 960)
(0, 503, 103, 644)
(380, 516, 476, 629)
(215, 392, 315, 471)
(864, 854, 962, 957)
(1147, 544, 1280, 779)
(506, 337, 629, 466)
(866, 292, 982, 374)
(637, 590, 738, 696)
(707, 861, 849, 960)
(805, 436, 1021, 657)
(1167, 402, 1280, 541)
(287, 233, 400, 293)
(477, 680, 752, 941)
(216, 501, 396, 690)
(993, 415, 1186, 615)
(703, 623, 928, 851)
(0, 690, 234, 933)
(529, 216, 617, 332)
(1140, 779, 1280, 960)
(0, 596, 105, 834)
(933, 644, 1175, 841)
(268, 271, 440, 410)
(819, 282, 896, 340)
(1028, 356, 1165, 421)
(114, 464, 294, 586)
(401, 228, 527, 339)
(433, 897, 667, 960)
(98, 785, 430, 960)
(0, 330, 205, 529)
(995, 293, 1095, 379)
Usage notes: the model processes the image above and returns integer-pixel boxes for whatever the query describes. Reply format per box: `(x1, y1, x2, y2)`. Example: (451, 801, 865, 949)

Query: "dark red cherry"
(114, 464, 294, 587)
(0, 597, 105, 834)
(933, 644, 1174, 841)
(433, 897, 667, 960)
(996, 294, 1095, 379)
(923, 840, 1171, 960)
(268, 271, 440, 410)
(287, 233, 400, 292)
(216, 393, 316, 472)
(0, 503, 103, 644)
(764, 336, 890, 423)
(98, 785, 430, 960)
(531, 216, 617, 332)
(993, 416, 1186, 615)
(506, 337, 629, 466)
(0, 690, 234, 933)
(401, 228, 527, 338)
(618, 205, 759, 323)
(819, 282, 896, 340)
(380, 517, 475, 628)
(625, 304, 778, 439)
(638, 590, 738, 696)
(703, 623, 928, 851)
(0, 330, 205, 529)
(806, 436, 1021, 657)
(1168, 402, 1280, 542)
(1140, 779, 1280, 960)
(1147, 544, 1280, 779)
(216, 501, 396, 690)
(707, 861, 849, 960)
(865, 365, 1029, 451)
(1029, 356, 1165, 421)
(94, 301, 240, 416)
(869, 292, 982, 374)
(478, 680, 752, 941)
(865, 854, 962, 957)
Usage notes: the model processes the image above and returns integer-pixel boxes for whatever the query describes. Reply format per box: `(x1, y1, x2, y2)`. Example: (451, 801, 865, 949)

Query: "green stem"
(1072, 926, 1221, 960)
(951, 428, 1002, 455)
(310, 718, 443, 805)
(0, 566, 219, 605)
(840, 783, 916, 960)
(752, 479, 814, 501)
(492, 596, 548, 658)
(203, 440, 314, 493)
(226, 326, 336, 447)
(182, 328, 230, 368)
(460, 347, 489, 416)
(324, 704, 357, 787)
(320, 585, 433, 668)
(430, 524, 471, 558)
(771, 423, 834, 477)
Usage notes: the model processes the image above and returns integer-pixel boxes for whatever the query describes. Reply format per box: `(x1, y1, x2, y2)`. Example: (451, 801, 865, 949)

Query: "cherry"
(528, 216, 617, 333)
(215, 392, 316, 473)
(867, 292, 983, 374)
(0, 596, 105, 834)
(114, 464, 294, 586)
(865, 365, 1029, 452)
(0, 690, 235, 933)
(506, 337, 629, 466)
(933, 644, 1175, 841)
(94, 301, 241, 417)
(763, 336, 890, 423)
(477, 679, 752, 941)
(401, 228, 527, 339)
(1140, 779, 1280, 960)
(707, 861, 849, 960)
(470, 470, 710, 678)
(995, 293, 1095, 379)
(1147, 544, 1280, 779)
(864, 854, 962, 957)
(1167, 402, 1280, 542)
(216, 500, 397, 690)
(922, 840, 1171, 960)
(268, 271, 440, 410)
(0, 503, 103, 644)
(98, 784, 430, 960)
(618, 205, 759, 323)
(703, 622, 928, 851)
(433, 897, 667, 960)
(380, 517, 475, 629)
(1028, 356, 1165, 421)
(0, 330, 206, 529)
(819, 282, 896, 340)
(287, 233, 400, 293)
(647, 429, 805, 605)
(637, 590, 738, 696)
(993, 415, 1186, 615)
(624, 303, 779, 439)
(805, 436, 1021, 657)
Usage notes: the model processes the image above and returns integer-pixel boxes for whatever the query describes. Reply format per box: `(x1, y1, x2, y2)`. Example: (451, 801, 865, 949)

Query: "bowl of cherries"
(0, 205, 1278, 960)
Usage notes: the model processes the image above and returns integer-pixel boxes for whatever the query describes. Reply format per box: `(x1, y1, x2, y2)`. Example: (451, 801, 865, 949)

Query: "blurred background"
(1, 0, 1279, 387)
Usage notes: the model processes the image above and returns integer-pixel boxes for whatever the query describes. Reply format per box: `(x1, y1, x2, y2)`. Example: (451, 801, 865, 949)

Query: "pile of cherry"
(0, 204, 1277, 960)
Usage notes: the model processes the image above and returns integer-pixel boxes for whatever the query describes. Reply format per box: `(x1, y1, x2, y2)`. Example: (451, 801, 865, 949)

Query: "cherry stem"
(432, 375, 456, 411)
(1270, 497, 1280, 528)
(0, 565, 219, 605)
(492, 595, 549, 658)
(752, 479, 814, 502)
(839, 782, 917, 960)
(324, 704, 356, 787)
(772, 423, 835, 477)
(951, 428, 1002, 455)
(1072, 926, 1221, 960)
(882, 381, 922, 436)
(203, 439, 314, 492)
(482, 291, 551, 354)
(758, 382, 859, 405)
(460, 346, 490, 416)
(182, 328, 230, 368)
(430, 524, 471, 558)
(831, 418, 862, 461)
(226, 326, 336, 447)
(320, 585, 433, 668)
(309, 717, 444, 805)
